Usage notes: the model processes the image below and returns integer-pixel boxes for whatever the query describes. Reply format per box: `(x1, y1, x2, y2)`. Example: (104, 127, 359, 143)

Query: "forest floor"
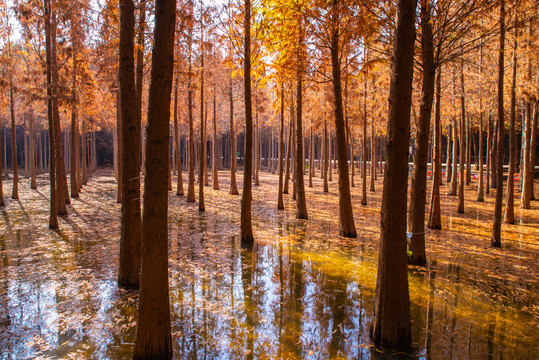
(0, 166, 537, 359)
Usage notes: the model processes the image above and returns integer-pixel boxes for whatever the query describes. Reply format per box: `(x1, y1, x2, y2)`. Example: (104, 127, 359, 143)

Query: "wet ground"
(0, 167, 538, 359)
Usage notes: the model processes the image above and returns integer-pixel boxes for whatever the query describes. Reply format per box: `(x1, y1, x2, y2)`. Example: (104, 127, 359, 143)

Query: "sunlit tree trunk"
(174, 79, 184, 196)
(30, 113, 36, 189)
(10, 82, 18, 200)
(330, 0, 356, 237)
(504, 37, 517, 224)
(240, 0, 254, 248)
(428, 68, 442, 230)
(361, 73, 367, 205)
(486, 115, 491, 193)
(212, 86, 219, 190)
(229, 70, 239, 195)
(409, 0, 435, 265)
(255, 96, 260, 186)
(372, 0, 416, 348)
(52, 10, 69, 212)
(284, 108, 292, 194)
(308, 125, 313, 187)
(295, 77, 308, 220)
(457, 63, 466, 213)
(118, 0, 142, 289)
(491, 0, 505, 248)
(446, 123, 452, 183)
(186, 0, 196, 203)
(530, 102, 538, 201)
(278, 87, 285, 210)
(44, 0, 58, 228)
(477, 41, 485, 202)
(521, 101, 532, 208)
(370, 123, 376, 192)
(323, 119, 329, 193)
(132, 0, 175, 357)
(70, 31, 79, 198)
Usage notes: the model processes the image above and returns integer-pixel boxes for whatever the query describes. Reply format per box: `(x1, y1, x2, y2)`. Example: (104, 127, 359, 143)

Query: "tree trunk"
(446, 123, 452, 183)
(491, 0, 505, 248)
(44, 0, 58, 228)
(330, 1, 356, 237)
(30, 113, 36, 189)
(428, 68, 442, 230)
(409, 0, 434, 266)
(361, 74, 367, 205)
(240, 0, 254, 248)
(486, 115, 491, 193)
(186, 0, 196, 203)
(278, 87, 285, 209)
(308, 125, 313, 187)
(174, 79, 184, 196)
(283, 110, 292, 194)
(70, 36, 79, 198)
(229, 71, 239, 195)
(212, 86, 219, 190)
(457, 63, 466, 213)
(10, 83, 18, 200)
(132, 0, 175, 357)
(118, 0, 142, 289)
(477, 41, 485, 202)
(530, 102, 538, 201)
(199, 54, 205, 211)
(504, 37, 517, 224)
(295, 78, 308, 219)
(521, 101, 532, 208)
(372, 0, 416, 348)
(323, 119, 329, 193)
(370, 123, 376, 191)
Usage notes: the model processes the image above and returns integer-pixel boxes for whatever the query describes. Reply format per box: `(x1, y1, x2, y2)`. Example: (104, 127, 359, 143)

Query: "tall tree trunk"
(372, 0, 416, 348)
(370, 123, 376, 191)
(278, 87, 285, 210)
(0, 118, 4, 206)
(486, 115, 491, 193)
(10, 84, 18, 200)
(308, 125, 313, 187)
(530, 102, 538, 201)
(466, 114, 471, 185)
(504, 37, 517, 224)
(361, 73, 367, 205)
(295, 77, 308, 219)
(174, 79, 184, 196)
(521, 102, 532, 208)
(70, 32, 79, 198)
(186, 0, 196, 203)
(457, 63, 466, 213)
(255, 96, 260, 186)
(240, 0, 254, 248)
(212, 86, 219, 190)
(491, 0, 505, 248)
(229, 71, 239, 195)
(428, 68, 442, 230)
(44, 0, 58, 228)
(323, 119, 329, 193)
(409, 0, 435, 266)
(284, 111, 291, 194)
(446, 123, 453, 182)
(52, 10, 69, 212)
(132, 0, 175, 357)
(118, 0, 142, 289)
(330, 0, 356, 237)
(30, 113, 36, 189)
(477, 40, 485, 202)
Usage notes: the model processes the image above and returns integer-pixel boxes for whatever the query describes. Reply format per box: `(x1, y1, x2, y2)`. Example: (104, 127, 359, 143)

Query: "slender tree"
(504, 36, 517, 224)
(240, 0, 254, 247)
(132, 0, 176, 357)
(372, 0, 416, 349)
(277, 87, 285, 209)
(491, 0, 505, 248)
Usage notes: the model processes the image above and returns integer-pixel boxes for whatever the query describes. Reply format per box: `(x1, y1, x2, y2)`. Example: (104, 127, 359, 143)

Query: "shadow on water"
(0, 170, 537, 359)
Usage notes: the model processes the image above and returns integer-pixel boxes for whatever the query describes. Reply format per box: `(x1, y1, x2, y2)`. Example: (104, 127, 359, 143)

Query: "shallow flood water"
(0, 169, 538, 359)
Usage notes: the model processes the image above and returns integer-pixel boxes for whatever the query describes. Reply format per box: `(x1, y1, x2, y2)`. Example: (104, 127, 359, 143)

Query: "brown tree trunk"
(323, 119, 329, 193)
(308, 125, 313, 187)
(70, 34, 79, 198)
(457, 63, 466, 213)
(504, 37, 517, 224)
(186, 0, 196, 203)
(118, 0, 142, 289)
(44, 0, 58, 228)
(174, 79, 184, 196)
(212, 86, 219, 190)
(521, 101, 532, 208)
(370, 123, 376, 192)
(52, 10, 69, 212)
(283, 108, 292, 194)
(10, 83, 18, 200)
(229, 71, 239, 195)
(446, 123, 453, 183)
(132, 0, 175, 356)
(486, 115, 491, 193)
(409, 0, 434, 266)
(0, 117, 4, 206)
(477, 41, 485, 202)
(295, 77, 308, 219)
(530, 102, 538, 201)
(372, 0, 415, 349)
(491, 0, 505, 248)
(278, 87, 285, 209)
(330, 0, 356, 237)
(30, 112, 37, 189)
(428, 68, 442, 230)
(361, 73, 367, 204)
(240, 0, 254, 248)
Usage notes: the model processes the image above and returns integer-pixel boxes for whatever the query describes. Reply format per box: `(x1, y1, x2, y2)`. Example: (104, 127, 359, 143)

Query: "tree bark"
(212, 86, 219, 190)
(132, 0, 175, 357)
(446, 123, 452, 183)
(491, 0, 505, 248)
(372, 0, 416, 349)
(174, 79, 184, 196)
(229, 70, 239, 195)
(186, 0, 196, 203)
(504, 37, 517, 224)
(428, 68, 442, 230)
(457, 63, 466, 213)
(521, 101, 532, 208)
(278, 87, 285, 209)
(118, 0, 142, 289)
(240, 0, 254, 248)
(284, 106, 292, 194)
(409, 0, 435, 265)
(330, 0, 356, 237)
(295, 78, 308, 219)
(70, 31, 79, 198)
